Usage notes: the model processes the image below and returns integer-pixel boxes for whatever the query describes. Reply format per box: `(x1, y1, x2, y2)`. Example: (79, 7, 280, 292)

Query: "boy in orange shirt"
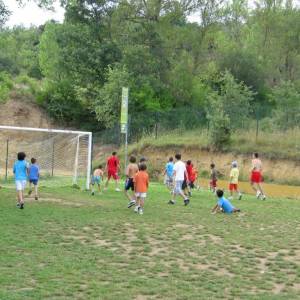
(133, 163, 149, 215)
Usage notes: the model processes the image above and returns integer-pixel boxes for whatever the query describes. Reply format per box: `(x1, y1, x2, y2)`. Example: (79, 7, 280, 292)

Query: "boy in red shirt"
(133, 163, 149, 215)
(186, 160, 196, 196)
(104, 151, 121, 191)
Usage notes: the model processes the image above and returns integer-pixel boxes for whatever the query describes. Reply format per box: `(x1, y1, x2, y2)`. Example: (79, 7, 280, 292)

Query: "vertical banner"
(121, 87, 129, 173)
(121, 87, 129, 134)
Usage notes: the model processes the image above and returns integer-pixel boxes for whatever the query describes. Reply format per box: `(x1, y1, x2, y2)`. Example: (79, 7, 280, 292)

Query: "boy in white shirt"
(168, 154, 190, 206)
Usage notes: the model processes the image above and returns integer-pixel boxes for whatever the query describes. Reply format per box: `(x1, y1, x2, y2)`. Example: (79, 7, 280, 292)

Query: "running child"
(163, 157, 174, 191)
(250, 153, 266, 200)
(168, 154, 190, 206)
(105, 152, 120, 191)
(186, 160, 197, 196)
(28, 158, 40, 200)
(91, 165, 104, 195)
(229, 161, 242, 200)
(133, 163, 149, 215)
(210, 163, 217, 193)
(211, 189, 241, 214)
(125, 156, 139, 208)
(13, 152, 29, 209)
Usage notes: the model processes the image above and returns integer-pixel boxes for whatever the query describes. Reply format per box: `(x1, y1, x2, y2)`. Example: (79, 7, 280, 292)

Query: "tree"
(0, 0, 10, 28)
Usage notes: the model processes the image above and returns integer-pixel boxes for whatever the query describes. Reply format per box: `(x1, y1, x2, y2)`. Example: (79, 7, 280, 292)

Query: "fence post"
(51, 139, 55, 177)
(5, 139, 9, 181)
(256, 113, 259, 143)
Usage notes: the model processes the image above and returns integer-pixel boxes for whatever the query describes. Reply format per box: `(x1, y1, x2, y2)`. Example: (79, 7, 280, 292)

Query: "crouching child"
(211, 189, 241, 214)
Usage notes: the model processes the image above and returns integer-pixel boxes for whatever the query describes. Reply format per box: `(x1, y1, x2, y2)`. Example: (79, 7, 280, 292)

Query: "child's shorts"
(16, 180, 26, 191)
(210, 179, 217, 188)
(173, 180, 184, 194)
(251, 171, 262, 183)
(125, 178, 134, 191)
(164, 175, 173, 186)
(229, 183, 238, 191)
(92, 176, 101, 185)
(189, 181, 195, 189)
(108, 170, 119, 180)
(29, 179, 39, 186)
(135, 192, 147, 198)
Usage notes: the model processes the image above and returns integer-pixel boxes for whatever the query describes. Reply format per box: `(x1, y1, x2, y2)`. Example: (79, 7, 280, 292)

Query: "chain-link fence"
(92, 106, 300, 146)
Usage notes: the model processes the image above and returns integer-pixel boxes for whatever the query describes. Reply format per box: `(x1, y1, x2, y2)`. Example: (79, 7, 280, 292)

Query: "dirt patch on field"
(26, 197, 84, 207)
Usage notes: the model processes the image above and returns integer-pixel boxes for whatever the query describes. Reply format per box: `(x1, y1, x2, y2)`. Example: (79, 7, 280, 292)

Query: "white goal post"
(0, 125, 92, 190)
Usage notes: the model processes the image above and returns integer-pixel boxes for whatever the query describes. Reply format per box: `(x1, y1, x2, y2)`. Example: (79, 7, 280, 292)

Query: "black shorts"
(125, 178, 134, 191)
(189, 182, 195, 189)
(182, 180, 187, 190)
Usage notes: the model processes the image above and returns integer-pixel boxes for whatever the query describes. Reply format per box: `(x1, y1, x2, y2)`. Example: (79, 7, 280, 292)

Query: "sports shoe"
(35, 196, 38, 201)
(256, 191, 261, 199)
(20, 203, 24, 209)
(16, 203, 20, 208)
(134, 206, 140, 213)
(91, 192, 95, 196)
(238, 193, 242, 200)
(139, 208, 144, 215)
(261, 195, 266, 200)
(128, 200, 136, 208)
(115, 188, 121, 192)
(184, 198, 190, 206)
(228, 196, 233, 200)
(168, 200, 175, 205)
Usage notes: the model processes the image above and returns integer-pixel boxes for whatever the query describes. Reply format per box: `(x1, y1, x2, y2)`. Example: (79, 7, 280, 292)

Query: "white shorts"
(173, 180, 184, 195)
(135, 192, 147, 198)
(16, 180, 27, 191)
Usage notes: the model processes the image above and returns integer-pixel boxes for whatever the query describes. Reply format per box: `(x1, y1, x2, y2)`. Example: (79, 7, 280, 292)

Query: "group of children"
(11, 148, 266, 215)
(13, 152, 40, 209)
(91, 153, 149, 215)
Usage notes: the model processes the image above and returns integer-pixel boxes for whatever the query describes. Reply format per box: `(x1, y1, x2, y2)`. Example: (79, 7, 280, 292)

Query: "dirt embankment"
(0, 98, 53, 129)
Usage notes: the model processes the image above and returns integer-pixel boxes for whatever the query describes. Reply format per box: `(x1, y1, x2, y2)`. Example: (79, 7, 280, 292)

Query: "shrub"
(0, 72, 13, 102)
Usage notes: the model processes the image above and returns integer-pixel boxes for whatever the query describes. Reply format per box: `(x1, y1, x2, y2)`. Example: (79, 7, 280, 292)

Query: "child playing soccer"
(229, 161, 242, 200)
(250, 153, 266, 200)
(91, 165, 104, 195)
(28, 158, 40, 200)
(211, 189, 241, 214)
(133, 163, 149, 215)
(163, 157, 174, 191)
(210, 163, 217, 193)
(168, 154, 190, 206)
(13, 152, 29, 209)
(186, 160, 197, 196)
(125, 156, 139, 208)
(105, 152, 121, 191)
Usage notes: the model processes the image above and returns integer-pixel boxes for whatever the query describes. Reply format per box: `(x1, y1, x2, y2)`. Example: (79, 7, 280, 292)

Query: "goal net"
(0, 126, 92, 190)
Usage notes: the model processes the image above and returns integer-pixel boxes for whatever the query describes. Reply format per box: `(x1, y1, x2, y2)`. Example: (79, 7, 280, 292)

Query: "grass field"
(0, 183, 299, 299)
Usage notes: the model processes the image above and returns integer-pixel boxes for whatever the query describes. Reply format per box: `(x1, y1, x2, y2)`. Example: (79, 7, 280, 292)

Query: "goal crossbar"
(0, 125, 93, 190)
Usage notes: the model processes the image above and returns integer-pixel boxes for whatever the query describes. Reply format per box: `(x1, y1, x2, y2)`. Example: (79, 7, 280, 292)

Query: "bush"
(0, 72, 13, 102)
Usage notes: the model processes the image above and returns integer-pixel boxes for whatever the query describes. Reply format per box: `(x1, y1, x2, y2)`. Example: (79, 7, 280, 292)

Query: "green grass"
(0, 183, 299, 299)
(127, 128, 300, 160)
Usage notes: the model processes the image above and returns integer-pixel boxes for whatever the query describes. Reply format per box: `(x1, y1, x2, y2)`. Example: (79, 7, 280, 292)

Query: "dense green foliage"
(1, 0, 300, 144)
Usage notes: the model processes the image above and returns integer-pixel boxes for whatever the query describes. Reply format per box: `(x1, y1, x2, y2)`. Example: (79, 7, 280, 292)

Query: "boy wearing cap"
(229, 161, 242, 200)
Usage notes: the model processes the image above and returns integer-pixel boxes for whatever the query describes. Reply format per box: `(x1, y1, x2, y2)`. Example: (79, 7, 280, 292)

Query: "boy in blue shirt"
(13, 152, 29, 209)
(28, 158, 40, 201)
(211, 189, 241, 214)
(163, 157, 174, 191)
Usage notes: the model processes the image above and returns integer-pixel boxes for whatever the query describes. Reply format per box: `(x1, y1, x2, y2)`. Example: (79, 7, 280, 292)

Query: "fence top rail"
(0, 125, 92, 136)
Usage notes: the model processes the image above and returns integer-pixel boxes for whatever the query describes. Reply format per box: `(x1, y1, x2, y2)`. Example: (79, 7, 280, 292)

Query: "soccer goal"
(0, 125, 92, 190)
